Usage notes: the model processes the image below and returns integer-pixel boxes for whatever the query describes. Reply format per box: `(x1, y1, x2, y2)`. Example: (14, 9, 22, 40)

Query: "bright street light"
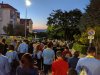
(25, 0, 32, 6)
(25, 0, 31, 38)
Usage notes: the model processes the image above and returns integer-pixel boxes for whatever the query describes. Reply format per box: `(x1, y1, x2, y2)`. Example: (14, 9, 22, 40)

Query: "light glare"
(25, 0, 31, 6)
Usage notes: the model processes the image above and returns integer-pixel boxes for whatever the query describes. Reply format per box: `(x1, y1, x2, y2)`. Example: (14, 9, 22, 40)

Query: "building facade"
(0, 2, 20, 35)
(0, 2, 33, 35)
(20, 19, 33, 33)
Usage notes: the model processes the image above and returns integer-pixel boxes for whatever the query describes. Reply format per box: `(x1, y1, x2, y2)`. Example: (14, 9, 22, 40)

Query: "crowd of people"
(0, 38, 100, 75)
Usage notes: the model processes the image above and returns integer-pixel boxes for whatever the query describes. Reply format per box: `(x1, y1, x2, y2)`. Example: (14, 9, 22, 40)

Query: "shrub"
(72, 42, 87, 54)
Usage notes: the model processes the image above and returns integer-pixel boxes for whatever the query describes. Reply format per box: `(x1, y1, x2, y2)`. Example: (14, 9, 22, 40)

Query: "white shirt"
(17, 42, 28, 53)
(0, 54, 10, 75)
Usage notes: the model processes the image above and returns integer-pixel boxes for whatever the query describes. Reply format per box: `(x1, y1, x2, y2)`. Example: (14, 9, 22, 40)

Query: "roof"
(20, 19, 32, 22)
(20, 19, 33, 25)
(0, 3, 17, 11)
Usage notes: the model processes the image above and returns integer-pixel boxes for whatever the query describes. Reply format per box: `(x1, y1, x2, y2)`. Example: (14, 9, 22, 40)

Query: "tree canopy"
(47, 9, 82, 41)
(3, 24, 14, 35)
(81, 0, 100, 27)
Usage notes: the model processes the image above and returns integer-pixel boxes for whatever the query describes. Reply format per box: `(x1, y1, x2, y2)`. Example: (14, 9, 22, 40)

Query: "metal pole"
(89, 39, 92, 47)
(25, 6, 27, 38)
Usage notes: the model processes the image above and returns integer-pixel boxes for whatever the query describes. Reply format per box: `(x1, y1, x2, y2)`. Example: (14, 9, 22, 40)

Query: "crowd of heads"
(0, 38, 99, 75)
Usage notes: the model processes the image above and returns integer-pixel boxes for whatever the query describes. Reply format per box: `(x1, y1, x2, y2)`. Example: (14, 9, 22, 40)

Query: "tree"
(47, 9, 82, 41)
(94, 26, 100, 53)
(47, 10, 67, 39)
(47, 25, 64, 39)
(3, 24, 26, 36)
(14, 24, 25, 36)
(80, 0, 100, 39)
(3, 24, 14, 35)
(81, 0, 100, 27)
(36, 32, 47, 38)
(80, 0, 100, 53)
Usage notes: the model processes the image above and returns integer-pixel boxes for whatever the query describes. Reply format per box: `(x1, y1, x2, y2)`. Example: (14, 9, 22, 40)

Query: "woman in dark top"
(68, 51, 79, 69)
(16, 53, 38, 75)
(28, 42, 34, 54)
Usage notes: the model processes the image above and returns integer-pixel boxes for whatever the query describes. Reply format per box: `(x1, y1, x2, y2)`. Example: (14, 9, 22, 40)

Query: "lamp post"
(25, 0, 31, 38)
(34, 32, 37, 40)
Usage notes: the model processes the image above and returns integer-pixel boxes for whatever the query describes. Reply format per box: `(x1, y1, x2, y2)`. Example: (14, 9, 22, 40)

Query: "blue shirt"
(6, 51, 19, 63)
(0, 54, 10, 75)
(76, 57, 100, 75)
(17, 42, 28, 53)
(68, 56, 79, 69)
(42, 48, 55, 65)
(37, 51, 42, 59)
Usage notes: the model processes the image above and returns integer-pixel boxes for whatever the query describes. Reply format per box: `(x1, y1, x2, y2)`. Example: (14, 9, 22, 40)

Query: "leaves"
(47, 9, 82, 40)
(3, 24, 14, 35)
(3, 24, 26, 36)
(14, 24, 25, 36)
(82, 0, 100, 27)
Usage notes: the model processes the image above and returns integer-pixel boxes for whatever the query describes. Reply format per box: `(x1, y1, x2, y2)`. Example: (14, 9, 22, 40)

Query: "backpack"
(80, 67, 88, 75)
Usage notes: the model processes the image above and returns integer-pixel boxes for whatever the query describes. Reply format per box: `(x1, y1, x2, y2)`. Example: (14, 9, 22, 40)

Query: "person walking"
(17, 40, 28, 60)
(6, 45, 19, 75)
(42, 42, 55, 75)
(62, 47, 72, 61)
(11, 39, 17, 50)
(16, 53, 38, 75)
(1, 39, 8, 55)
(28, 42, 34, 54)
(76, 46, 100, 75)
(6, 45, 19, 63)
(68, 51, 80, 69)
(36, 44, 43, 70)
(52, 51, 69, 75)
(0, 43, 10, 75)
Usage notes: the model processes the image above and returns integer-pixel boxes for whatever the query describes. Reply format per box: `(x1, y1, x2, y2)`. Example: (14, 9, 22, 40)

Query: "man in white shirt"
(17, 40, 28, 60)
(0, 43, 10, 75)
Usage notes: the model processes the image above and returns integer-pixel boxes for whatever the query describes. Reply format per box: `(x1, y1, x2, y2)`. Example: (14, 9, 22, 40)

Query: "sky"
(0, 0, 90, 29)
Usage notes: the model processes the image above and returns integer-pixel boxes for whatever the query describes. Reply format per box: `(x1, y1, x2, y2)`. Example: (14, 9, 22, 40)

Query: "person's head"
(14, 39, 17, 42)
(0, 43, 3, 53)
(56, 51, 62, 58)
(87, 46, 96, 56)
(64, 46, 69, 51)
(23, 40, 27, 43)
(2, 39, 6, 43)
(21, 53, 34, 68)
(74, 51, 79, 58)
(68, 68, 78, 75)
(47, 42, 53, 48)
(8, 45, 14, 50)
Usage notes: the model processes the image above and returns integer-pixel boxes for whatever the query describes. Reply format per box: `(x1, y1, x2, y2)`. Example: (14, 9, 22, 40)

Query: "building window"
(10, 21, 13, 24)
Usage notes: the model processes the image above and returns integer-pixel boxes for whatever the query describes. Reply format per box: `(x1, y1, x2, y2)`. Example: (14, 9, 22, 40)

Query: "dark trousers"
(40, 58, 43, 70)
(44, 64, 51, 75)
(37, 59, 42, 70)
